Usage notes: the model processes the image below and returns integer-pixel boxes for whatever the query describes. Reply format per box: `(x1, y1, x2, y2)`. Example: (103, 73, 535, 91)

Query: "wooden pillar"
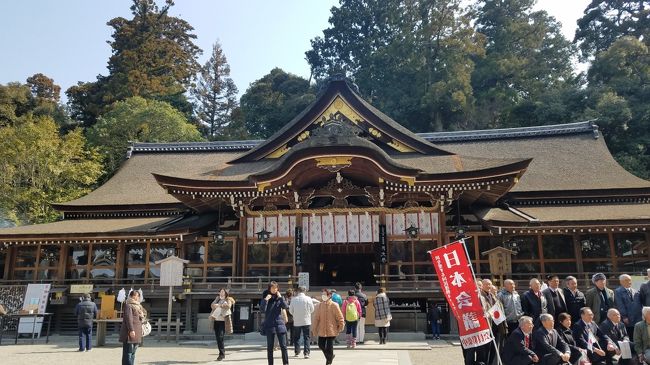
(608, 231, 617, 273)
(573, 234, 584, 274)
(2, 245, 12, 280)
(57, 244, 68, 283)
(439, 200, 448, 245)
(538, 234, 545, 274)
(239, 214, 246, 277)
(115, 241, 125, 281)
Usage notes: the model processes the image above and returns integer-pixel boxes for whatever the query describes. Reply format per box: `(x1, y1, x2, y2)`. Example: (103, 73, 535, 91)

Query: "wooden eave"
(51, 202, 188, 214)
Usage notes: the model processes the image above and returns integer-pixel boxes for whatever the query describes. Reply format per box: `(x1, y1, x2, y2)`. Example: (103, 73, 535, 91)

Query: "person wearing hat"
(585, 273, 616, 324)
(75, 293, 98, 352)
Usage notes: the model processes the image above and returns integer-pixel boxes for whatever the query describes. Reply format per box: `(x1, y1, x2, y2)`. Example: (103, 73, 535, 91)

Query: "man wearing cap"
(586, 273, 615, 324)
(75, 293, 98, 352)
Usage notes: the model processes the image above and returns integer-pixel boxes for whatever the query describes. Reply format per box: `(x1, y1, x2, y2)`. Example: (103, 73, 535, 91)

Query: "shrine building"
(0, 76, 648, 335)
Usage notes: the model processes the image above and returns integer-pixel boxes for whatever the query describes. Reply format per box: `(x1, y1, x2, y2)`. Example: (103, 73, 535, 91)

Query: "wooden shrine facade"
(1, 76, 650, 289)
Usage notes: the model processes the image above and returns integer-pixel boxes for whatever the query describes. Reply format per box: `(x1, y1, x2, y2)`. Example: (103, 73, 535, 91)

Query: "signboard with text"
(429, 241, 492, 349)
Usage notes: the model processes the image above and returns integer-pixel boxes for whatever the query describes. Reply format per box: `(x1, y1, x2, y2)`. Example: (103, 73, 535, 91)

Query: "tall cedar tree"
(66, 0, 202, 126)
(472, 0, 577, 128)
(574, 0, 650, 61)
(192, 42, 238, 140)
(306, 0, 484, 132)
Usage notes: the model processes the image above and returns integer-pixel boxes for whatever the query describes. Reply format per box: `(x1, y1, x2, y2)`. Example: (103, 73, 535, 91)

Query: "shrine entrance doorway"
(302, 243, 378, 287)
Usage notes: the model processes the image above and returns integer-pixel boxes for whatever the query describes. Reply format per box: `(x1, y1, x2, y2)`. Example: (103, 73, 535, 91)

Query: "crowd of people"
(465, 269, 650, 365)
(256, 281, 392, 365)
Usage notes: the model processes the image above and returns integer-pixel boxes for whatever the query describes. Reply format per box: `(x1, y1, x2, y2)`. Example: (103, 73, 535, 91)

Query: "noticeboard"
(155, 256, 188, 287)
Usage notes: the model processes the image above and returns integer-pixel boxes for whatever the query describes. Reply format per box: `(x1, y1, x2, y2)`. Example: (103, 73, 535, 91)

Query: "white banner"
(247, 214, 381, 243)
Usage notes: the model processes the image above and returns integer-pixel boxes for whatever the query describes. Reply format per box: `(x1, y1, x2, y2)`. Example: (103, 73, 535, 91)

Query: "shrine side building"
(0, 77, 649, 334)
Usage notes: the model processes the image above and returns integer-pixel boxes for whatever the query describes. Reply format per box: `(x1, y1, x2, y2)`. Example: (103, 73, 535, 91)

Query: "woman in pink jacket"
(342, 290, 362, 348)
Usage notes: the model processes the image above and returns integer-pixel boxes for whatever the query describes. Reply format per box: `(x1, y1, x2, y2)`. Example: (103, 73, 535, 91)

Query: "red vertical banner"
(429, 240, 492, 349)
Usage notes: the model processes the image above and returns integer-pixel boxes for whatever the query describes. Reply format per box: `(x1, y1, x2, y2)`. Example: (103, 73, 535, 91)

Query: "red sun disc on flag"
(494, 311, 501, 319)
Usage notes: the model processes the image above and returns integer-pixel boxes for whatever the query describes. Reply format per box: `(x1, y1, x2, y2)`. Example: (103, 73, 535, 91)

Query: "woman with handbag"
(374, 288, 392, 344)
(260, 281, 290, 365)
(120, 290, 147, 365)
(211, 288, 235, 361)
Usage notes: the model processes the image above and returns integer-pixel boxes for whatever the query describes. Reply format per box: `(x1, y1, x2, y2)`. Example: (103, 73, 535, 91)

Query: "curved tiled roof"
(54, 120, 649, 212)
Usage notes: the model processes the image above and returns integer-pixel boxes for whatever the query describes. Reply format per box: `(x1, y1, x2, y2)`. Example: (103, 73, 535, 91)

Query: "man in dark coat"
(543, 275, 568, 321)
(522, 278, 548, 327)
(75, 293, 98, 352)
(572, 307, 617, 365)
(563, 276, 586, 322)
(599, 308, 631, 364)
(639, 269, 650, 307)
(502, 316, 539, 365)
(261, 282, 290, 365)
(532, 314, 572, 365)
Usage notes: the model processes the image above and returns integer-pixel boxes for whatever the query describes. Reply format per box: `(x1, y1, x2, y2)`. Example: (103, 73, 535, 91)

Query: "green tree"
(0, 116, 103, 224)
(585, 36, 650, 178)
(1, 75, 71, 129)
(87, 96, 204, 177)
(240, 68, 316, 138)
(574, 0, 650, 60)
(192, 42, 238, 140)
(218, 106, 250, 141)
(67, 0, 202, 126)
(472, 0, 577, 128)
(306, 0, 484, 131)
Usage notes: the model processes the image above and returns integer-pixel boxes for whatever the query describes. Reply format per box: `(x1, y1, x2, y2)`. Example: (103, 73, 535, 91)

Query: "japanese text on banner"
(429, 240, 492, 349)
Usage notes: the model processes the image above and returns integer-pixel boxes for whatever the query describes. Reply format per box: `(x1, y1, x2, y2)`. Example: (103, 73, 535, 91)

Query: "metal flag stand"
(459, 237, 504, 365)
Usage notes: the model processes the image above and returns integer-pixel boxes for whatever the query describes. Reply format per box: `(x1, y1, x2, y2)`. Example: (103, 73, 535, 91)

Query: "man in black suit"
(543, 275, 568, 321)
(532, 313, 572, 365)
(502, 316, 540, 365)
(522, 278, 549, 327)
(572, 307, 617, 365)
(563, 276, 586, 322)
(599, 308, 630, 364)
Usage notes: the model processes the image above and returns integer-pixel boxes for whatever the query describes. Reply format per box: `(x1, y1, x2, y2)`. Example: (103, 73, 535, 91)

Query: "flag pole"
(459, 237, 504, 365)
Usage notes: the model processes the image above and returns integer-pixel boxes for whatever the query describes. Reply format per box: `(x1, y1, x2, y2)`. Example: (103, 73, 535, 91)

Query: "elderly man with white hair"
(522, 278, 549, 328)
(599, 308, 631, 364)
(615, 274, 642, 340)
(634, 307, 650, 364)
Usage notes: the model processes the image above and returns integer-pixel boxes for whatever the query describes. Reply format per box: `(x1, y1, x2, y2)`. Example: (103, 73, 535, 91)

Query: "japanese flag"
(487, 303, 506, 326)
(587, 331, 597, 351)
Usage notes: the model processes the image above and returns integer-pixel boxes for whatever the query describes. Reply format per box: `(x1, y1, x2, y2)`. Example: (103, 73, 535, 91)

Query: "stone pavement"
(0, 336, 464, 365)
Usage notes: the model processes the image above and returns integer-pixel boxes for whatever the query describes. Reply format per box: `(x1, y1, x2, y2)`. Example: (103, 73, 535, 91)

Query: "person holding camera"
(260, 281, 290, 365)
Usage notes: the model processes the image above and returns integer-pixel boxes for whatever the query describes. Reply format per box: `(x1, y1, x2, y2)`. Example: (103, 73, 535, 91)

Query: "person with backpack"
(342, 290, 362, 348)
(75, 293, 98, 352)
(353, 282, 368, 344)
(374, 288, 392, 344)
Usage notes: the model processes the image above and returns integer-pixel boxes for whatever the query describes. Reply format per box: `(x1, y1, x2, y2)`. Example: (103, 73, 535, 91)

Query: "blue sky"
(0, 0, 590, 101)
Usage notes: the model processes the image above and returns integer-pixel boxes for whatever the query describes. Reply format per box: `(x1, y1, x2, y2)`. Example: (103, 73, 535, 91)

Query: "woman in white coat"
(373, 288, 392, 344)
